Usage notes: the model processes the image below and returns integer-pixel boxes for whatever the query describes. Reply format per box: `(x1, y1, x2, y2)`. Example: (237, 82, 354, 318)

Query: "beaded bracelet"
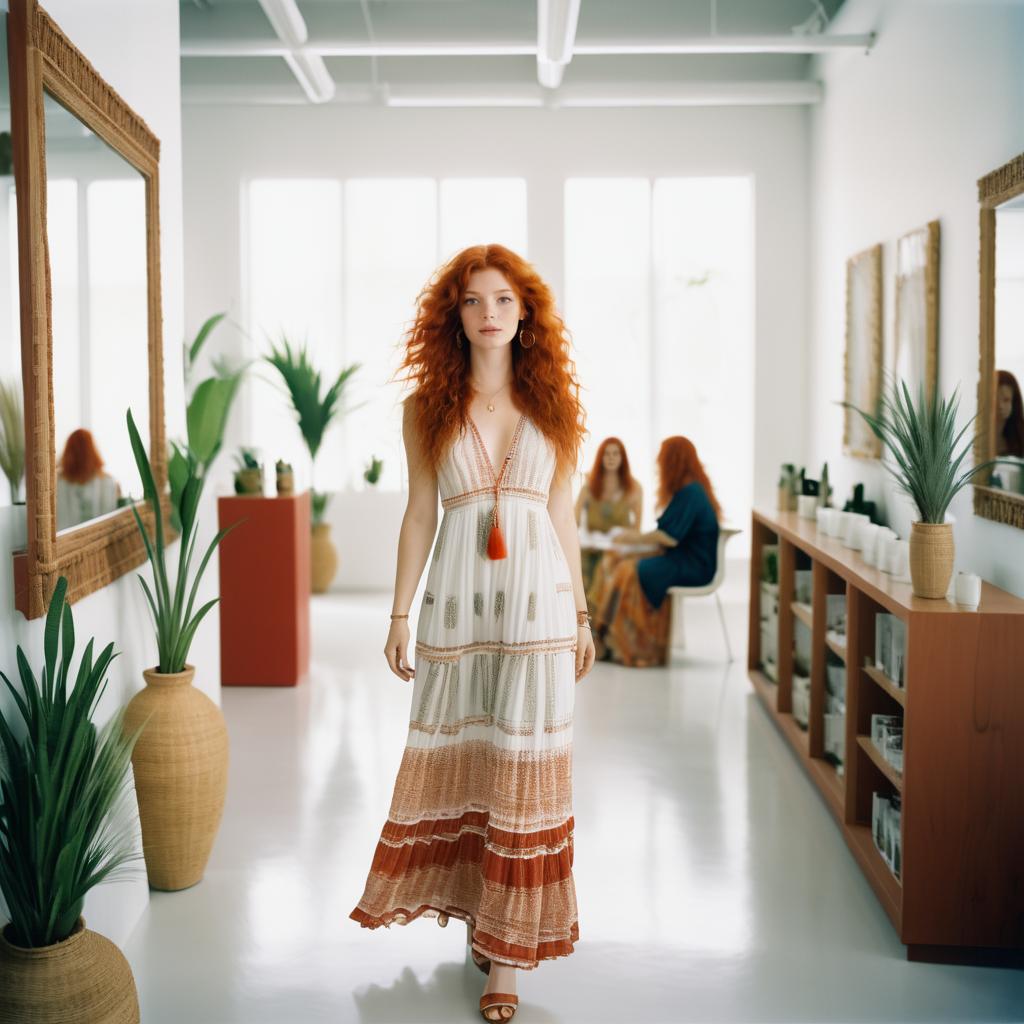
(390, 613, 409, 620)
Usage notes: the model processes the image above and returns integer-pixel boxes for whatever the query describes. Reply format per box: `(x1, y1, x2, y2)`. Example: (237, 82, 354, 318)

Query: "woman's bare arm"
(384, 400, 439, 681)
(549, 464, 596, 681)
(628, 482, 643, 527)
(573, 483, 587, 527)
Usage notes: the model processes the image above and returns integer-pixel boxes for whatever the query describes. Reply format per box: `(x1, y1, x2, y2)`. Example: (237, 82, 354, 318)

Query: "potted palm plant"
(122, 408, 236, 890)
(844, 379, 1003, 598)
(265, 337, 360, 592)
(0, 577, 144, 1022)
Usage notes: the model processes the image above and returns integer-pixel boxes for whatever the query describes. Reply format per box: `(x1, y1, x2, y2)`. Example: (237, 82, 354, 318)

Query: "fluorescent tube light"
(257, 0, 307, 50)
(284, 50, 336, 103)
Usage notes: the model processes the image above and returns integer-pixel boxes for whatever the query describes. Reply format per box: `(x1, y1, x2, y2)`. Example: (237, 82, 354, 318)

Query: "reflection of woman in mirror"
(996, 370, 1024, 458)
(56, 428, 121, 530)
(592, 436, 721, 668)
(574, 437, 642, 616)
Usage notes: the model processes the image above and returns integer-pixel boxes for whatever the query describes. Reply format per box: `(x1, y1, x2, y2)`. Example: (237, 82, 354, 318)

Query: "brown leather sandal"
(479, 992, 518, 1021)
(466, 920, 491, 974)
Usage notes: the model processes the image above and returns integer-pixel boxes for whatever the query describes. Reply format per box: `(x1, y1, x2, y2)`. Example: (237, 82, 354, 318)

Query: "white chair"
(667, 526, 742, 663)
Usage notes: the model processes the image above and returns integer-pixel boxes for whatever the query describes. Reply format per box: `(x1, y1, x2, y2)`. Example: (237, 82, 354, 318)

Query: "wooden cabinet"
(218, 492, 311, 687)
(748, 508, 1024, 965)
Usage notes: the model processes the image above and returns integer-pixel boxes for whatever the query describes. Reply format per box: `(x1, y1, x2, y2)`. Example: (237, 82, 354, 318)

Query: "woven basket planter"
(311, 521, 338, 593)
(909, 521, 954, 599)
(235, 467, 263, 495)
(0, 917, 139, 1023)
(123, 665, 229, 891)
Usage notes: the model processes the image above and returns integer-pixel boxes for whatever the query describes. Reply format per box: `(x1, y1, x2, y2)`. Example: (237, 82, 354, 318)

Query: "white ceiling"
(180, 0, 865, 108)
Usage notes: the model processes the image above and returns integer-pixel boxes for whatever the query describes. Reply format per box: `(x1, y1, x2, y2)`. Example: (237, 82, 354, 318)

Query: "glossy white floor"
(123, 575, 1024, 1023)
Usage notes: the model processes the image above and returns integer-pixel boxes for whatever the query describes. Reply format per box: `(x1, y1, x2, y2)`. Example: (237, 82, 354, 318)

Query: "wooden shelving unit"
(748, 508, 1024, 966)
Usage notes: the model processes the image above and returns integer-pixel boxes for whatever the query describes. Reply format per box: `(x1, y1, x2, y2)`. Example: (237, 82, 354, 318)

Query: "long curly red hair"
(998, 369, 1024, 458)
(395, 245, 586, 480)
(586, 437, 637, 499)
(59, 428, 104, 484)
(656, 436, 721, 521)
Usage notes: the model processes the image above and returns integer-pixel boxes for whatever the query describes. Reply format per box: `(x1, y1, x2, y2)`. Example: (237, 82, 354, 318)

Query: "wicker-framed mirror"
(975, 151, 1024, 531)
(843, 243, 884, 459)
(8, 0, 170, 618)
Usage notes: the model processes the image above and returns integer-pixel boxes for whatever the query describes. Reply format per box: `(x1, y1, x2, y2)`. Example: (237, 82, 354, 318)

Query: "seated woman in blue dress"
(593, 436, 721, 667)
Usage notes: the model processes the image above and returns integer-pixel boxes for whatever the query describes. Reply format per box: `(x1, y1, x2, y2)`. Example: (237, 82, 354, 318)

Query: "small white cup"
(861, 524, 880, 566)
(843, 512, 870, 548)
(798, 494, 817, 519)
(815, 506, 829, 532)
(955, 571, 982, 610)
(890, 540, 911, 581)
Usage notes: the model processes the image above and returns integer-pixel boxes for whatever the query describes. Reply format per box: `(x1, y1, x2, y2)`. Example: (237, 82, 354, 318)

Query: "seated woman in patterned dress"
(593, 436, 721, 667)
(573, 437, 642, 618)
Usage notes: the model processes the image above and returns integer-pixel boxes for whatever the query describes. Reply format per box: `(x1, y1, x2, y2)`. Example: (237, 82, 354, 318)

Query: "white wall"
(0, 0, 211, 949)
(182, 102, 810, 549)
(808, 0, 1024, 596)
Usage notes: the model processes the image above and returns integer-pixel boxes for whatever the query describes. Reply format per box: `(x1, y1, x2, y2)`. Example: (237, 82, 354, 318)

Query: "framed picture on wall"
(844, 244, 883, 459)
(894, 220, 940, 399)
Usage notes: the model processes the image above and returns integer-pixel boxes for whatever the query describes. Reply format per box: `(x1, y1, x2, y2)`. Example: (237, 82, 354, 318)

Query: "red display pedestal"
(218, 492, 311, 686)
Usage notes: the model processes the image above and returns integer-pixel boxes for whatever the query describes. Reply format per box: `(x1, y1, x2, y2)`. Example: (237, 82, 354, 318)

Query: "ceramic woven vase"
(311, 521, 338, 593)
(123, 665, 229, 891)
(909, 522, 954, 599)
(0, 917, 139, 1023)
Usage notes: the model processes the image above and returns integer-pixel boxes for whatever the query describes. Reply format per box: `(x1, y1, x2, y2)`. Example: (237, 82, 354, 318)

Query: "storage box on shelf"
(748, 507, 1024, 966)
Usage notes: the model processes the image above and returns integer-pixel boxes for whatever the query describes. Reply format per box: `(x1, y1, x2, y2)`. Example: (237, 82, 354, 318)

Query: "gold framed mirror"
(8, 0, 169, 618)
(975, 152, 1024, 531)
(843, 243, 883, 459)
(894, 220, 940, 400)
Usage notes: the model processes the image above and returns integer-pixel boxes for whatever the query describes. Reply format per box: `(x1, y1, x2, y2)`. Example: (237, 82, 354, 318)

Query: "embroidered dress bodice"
(438, 413, 552, 515)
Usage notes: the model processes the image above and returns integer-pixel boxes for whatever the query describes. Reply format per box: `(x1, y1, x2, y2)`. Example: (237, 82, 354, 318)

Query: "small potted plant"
(843, 379, 1004, 599)
(124, 408, 237, 889)
(363, 455, 383, 487)
(0, 577, 144, 1022)
(233, 447, 263, 495)
(276, 458, 294, 496)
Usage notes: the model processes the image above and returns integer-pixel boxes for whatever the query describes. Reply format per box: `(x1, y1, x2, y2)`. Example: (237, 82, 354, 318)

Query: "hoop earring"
(520, 328, 536, 349)
(456, 329, 465, 348)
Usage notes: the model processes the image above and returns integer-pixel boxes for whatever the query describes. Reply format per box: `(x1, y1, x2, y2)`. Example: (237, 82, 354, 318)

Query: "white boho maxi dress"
(350, 412, 580, 969)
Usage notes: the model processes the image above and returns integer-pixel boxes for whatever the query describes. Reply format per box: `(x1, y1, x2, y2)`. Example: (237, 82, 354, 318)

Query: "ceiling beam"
(180, 33, 875, 60)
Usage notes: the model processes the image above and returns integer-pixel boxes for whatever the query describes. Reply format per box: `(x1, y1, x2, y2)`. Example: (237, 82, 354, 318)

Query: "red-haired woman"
(593, 436, 721, 668)
(349, 245, 594, 1022)
(55, 428, 121, 530)
(996, 369, 1024, 459)
(574, 438, 643, 615)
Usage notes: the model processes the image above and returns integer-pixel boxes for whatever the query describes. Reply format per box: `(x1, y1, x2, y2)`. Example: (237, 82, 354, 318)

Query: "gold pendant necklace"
(475, 380, 509, 412)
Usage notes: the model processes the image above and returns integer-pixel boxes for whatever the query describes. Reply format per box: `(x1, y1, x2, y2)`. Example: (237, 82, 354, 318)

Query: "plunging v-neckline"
(468, 412, 527, 484)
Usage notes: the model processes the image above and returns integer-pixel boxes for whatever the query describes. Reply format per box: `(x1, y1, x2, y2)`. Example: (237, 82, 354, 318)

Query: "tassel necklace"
(468, 404, 522, 561)
(486, 452, 512, 560)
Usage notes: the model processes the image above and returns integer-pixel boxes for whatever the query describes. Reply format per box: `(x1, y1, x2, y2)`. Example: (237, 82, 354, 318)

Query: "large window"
(565, 177, 754, 529)
(245, 177, 527, 492)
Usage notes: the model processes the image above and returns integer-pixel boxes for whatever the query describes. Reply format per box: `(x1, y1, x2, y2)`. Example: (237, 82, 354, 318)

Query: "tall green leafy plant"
(0, 577, 145, 948)
(0, 377, 24, 503)
(842, 378, 1004, 524)
(127, 408, 236, 674)
(167, 313, 250, 531)
(264, 337, 360, 524)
